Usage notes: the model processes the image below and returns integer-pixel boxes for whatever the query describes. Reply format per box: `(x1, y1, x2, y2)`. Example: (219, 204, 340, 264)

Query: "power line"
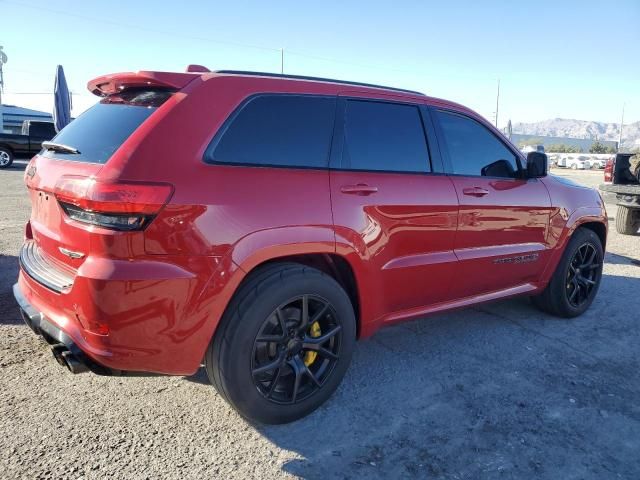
(3, 0, 493, 84)
(5, 0, 282, 54)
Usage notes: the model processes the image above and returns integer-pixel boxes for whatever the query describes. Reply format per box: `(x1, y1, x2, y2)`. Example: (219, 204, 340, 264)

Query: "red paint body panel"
(15, 70, 607, 375)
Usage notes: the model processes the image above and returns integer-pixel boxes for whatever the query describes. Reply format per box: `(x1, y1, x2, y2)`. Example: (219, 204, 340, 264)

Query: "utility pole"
(280, 48, 284, 74)
(618, 103, 625, 152)
(494, 78, 500, 128)
(0, 46, 6, 133)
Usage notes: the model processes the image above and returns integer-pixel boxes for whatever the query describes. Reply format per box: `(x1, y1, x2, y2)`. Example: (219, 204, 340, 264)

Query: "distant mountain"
(512, 118, 640, 150)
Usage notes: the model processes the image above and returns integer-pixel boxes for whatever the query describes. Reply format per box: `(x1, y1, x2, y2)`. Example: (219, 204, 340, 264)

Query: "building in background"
(1, 105, 52, 134)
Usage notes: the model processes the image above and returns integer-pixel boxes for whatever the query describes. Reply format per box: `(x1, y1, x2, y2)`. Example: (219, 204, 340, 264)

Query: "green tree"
(589, 141, 608, 154)
(548, 144, 581, 153)
(605, 146, 617, 154)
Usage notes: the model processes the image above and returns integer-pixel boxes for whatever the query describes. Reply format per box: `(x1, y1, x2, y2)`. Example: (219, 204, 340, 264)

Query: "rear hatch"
(23, 88, 176, 289)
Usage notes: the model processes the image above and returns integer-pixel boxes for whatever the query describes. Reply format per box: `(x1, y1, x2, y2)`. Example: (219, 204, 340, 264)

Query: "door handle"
(462, 187, 489, 197)
(340, 184, 379, 196)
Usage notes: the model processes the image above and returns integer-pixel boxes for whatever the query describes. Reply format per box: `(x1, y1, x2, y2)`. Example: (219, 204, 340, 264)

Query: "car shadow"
(605, 251, 640, 266)
(0, 254, 21, 325)
(250, 273, 640, 479)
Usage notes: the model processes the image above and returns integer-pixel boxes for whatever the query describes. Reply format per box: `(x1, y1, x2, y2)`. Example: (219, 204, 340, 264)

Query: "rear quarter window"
(40, 89, 172, 164)
(207, 95, 336, 169)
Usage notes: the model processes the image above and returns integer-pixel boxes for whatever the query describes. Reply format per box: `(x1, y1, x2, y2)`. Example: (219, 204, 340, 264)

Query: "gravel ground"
(1, 163, 639, 479)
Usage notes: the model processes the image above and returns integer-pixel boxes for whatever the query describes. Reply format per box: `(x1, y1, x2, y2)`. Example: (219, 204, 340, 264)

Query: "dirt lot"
(1, 163, 639, 479)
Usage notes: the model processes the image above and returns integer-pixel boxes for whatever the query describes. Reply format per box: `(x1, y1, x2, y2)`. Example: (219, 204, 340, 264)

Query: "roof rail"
(214, 70, 425, 96)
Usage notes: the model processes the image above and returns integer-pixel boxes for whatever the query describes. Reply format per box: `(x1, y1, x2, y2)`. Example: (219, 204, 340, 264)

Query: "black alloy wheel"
(251, 294, 342, 405)
(565, 242, 601, 308)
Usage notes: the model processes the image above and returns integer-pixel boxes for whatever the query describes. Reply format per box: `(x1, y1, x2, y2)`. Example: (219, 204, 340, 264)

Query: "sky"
(1, 0, 639, 128)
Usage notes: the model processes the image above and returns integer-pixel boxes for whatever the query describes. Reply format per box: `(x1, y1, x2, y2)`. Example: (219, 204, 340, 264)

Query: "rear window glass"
(208, 95, 336, 168)
(40, 89, 172, 164)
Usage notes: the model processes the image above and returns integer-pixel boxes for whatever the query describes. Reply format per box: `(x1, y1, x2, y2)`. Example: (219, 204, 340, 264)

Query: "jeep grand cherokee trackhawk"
(13, 68, 607, 424)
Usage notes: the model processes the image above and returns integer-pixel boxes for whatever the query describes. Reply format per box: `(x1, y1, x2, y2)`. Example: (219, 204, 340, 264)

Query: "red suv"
(14, 69, 607, 423)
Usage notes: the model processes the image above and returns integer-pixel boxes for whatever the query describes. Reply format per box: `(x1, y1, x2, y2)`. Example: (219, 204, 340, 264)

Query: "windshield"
(41, 88, 173, 164)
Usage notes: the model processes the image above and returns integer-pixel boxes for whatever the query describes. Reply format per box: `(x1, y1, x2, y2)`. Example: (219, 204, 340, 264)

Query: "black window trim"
(329, 96, 438, 176)
(429, 106, 527, 180)
(203, 92, 338, 171)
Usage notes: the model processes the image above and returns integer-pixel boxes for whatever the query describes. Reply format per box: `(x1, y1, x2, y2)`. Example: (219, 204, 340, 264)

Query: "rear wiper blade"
(41, 141, 81, 154)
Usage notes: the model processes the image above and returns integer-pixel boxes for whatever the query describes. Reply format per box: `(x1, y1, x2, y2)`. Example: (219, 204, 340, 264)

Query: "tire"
(0, 147, 13, 169)
(531, 228, 603, 318)
(571, 163, 577, 170)
(205, 262, 356, 424)
(615, 205, 640, 235)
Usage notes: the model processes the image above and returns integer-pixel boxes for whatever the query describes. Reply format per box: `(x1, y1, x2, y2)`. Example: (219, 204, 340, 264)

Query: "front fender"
(539, 205, 607, 285)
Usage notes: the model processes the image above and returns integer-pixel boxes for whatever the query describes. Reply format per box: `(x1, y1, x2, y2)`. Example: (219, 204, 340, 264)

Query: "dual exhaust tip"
(51, 344, 89, 374)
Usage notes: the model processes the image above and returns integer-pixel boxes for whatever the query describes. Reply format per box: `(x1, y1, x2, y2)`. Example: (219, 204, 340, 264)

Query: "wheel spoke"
(266, 367, 282, 398)
(580, 276, 596, 286)
(275, 308, 288, 335)
(581, 248, 596, 268)
(252, 354, 284, 376)
(316, 347, 339, 360)
(304, 325, 342, 345)
(303, 363, 322, 387)
(289, 357, 304, 403)
(569, 283, 579, 303)
(298, 295, 310, 331)
(310, 303, 330, 325)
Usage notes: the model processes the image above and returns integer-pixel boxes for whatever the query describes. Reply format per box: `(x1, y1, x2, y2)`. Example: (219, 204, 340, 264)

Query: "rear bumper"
(14, 244, 238, 375)
(13, 282, 121, 375)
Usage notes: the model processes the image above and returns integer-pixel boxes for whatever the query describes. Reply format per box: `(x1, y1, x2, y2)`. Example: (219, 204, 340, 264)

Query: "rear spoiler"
(87, 71, 201, 96)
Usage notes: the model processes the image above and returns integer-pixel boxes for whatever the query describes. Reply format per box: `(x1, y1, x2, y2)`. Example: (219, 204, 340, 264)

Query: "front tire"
(615, 205, 639, 235)
(0, 147, 13, 169)
(205, 263, 356, 424)
(532, 228, 603, 318)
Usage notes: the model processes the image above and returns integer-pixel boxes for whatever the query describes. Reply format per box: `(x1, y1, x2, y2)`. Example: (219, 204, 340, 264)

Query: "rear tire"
(531, 228, 603, 318)
(205, 262, 356, 424)
(615, 205, 639, 235)
(0, 147, 13, 169)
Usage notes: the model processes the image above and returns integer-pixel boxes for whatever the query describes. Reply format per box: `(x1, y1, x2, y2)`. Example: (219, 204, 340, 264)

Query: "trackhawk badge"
(494, 253, 539, 265)
(26, 165, 37, 178)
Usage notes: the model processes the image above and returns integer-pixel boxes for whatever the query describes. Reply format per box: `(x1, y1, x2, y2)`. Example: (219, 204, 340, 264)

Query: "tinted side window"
(435, 110, 519, 178)
(29, 122, 55, 138)
(211, 95, 336, 168)
(342, 100, 430, 173)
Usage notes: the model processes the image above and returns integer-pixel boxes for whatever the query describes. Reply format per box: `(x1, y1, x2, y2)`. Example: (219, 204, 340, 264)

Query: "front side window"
(210, 95, 336, 168)
(342, 100, 430, 173)
(435, 110, 519, 178)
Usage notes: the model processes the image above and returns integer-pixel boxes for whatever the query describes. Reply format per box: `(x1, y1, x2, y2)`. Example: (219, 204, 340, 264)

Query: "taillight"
(54, 176, 173, 231)
(604, 157, 614, 183)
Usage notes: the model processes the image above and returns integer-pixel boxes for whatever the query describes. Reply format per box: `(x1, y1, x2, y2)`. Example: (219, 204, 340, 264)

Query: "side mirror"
(526, 151, 548, 178)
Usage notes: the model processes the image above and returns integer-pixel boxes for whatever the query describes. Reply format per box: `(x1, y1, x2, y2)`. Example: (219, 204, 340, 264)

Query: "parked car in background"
(0, 120, 56, 168)
(590, 157, 607, 169)
(14, 69, 608, 424)
(566, 155, 591, 170)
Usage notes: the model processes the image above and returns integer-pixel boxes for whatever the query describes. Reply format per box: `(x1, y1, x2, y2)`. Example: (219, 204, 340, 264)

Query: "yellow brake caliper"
(304, 321, 321, 366)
